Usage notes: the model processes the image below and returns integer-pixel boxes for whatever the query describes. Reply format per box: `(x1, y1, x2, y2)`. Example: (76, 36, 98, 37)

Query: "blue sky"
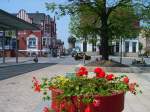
(0, 0, 70, 48)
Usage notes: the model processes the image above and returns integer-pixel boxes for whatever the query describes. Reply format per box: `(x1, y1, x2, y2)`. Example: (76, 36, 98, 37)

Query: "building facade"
(14, 9, 57, 56)
(113, 38, 139, 57)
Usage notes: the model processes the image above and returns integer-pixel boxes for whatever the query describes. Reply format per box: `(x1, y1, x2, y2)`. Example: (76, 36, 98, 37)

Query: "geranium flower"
(34, 84, 41, 92)
(60, 101, 65, 109)
(32, 77, 41, 92)
(80, 66, 87, 71)
(123, 77, 129, 84)
(106, 74, 115, 80)
(76, 66, 88, 76)
(51, 102, 57, 110)
(94, 67, 103, 74)
(96, 71, 106, 78)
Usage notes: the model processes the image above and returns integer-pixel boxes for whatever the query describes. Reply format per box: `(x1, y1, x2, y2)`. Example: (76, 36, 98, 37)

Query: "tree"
(46, 0, 149, 60)
(139, 42, 143, 55)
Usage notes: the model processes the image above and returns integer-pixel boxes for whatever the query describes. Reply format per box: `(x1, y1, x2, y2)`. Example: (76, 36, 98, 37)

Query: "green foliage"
(36, 74, 135, 103)
(45, 0, 150, 59)
(142, 27, 150, 37)
(109, 5, 140, 39)
(139, 42, 143, 51)
(68, 36, 76, 43)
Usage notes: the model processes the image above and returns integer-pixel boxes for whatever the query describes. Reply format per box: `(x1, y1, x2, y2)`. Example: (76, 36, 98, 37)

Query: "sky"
(0, 0, 70, 48)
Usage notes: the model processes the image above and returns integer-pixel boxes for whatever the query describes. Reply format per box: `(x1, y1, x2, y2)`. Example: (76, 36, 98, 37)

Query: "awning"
(0, 9, 39, 30)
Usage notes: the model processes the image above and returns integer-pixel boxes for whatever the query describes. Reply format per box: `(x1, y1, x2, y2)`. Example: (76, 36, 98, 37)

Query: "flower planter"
(32, 67, 140, 112)
(51, 88, 125, 112)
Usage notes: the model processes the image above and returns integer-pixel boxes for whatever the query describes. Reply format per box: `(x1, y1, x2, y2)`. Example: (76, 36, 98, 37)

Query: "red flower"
(34, 84, 41, 92)
(96, 71, 105, 78)
(106, 74, 114, 80)
(94, 67, 103, 74)
(51, 102, 57, 110)
(84, 105, 92, 112)
(32, 77, 41, 92)
(60, 101, 65, 109)
(80, 66, 87, 71)
(94, 67, 105, 78)
(76, 66, 88, 76)
(123, 77, 129, 84)
(43, 107, 49, 112)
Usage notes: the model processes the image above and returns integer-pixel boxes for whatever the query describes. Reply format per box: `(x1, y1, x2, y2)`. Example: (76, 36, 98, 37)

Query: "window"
(116, 42, 119, 52)
(132, 42, 137, 53)
(28, 38, 36, 48)
(125, 41, 129, 52)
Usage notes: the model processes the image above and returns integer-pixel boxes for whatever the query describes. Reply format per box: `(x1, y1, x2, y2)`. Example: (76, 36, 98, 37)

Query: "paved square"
(0, 64, 149, 112)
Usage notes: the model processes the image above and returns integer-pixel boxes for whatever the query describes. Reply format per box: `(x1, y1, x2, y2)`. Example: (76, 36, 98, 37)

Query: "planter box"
(51, 88, 125, 112)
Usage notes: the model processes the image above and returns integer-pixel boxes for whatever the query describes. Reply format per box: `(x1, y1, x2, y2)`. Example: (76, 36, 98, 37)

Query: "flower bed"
(32, 66, 141, 112)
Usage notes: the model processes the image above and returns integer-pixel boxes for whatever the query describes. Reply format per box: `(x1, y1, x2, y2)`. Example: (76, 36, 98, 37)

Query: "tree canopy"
(46, 0, 150, 60)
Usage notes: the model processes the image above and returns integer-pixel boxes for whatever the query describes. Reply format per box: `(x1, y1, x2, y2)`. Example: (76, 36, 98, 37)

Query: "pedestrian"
(33, 54, 38, 63)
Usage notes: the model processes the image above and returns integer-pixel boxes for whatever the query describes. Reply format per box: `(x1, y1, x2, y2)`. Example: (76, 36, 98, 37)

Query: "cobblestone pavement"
(0, 65, 150, 112)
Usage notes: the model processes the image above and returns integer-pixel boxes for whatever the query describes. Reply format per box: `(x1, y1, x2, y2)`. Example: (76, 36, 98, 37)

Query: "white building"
(75, 39, 99, 52)
(113, 38, 139, 57)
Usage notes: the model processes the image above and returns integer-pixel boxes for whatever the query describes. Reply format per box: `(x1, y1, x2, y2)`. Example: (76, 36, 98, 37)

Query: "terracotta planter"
(51, 88, 125, 112)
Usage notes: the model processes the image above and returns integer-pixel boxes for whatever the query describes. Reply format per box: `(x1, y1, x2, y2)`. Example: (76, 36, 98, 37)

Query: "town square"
(0, 0, 150, 112)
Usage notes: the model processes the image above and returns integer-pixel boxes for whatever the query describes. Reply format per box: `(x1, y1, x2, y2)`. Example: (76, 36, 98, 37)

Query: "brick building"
(14, 9, 57, 56)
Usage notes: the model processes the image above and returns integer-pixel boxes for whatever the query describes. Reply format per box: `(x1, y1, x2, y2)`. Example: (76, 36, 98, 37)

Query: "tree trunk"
(92, 38, 94, 52)
(83, 36, 87, 52)
(100, 3, 110, 60)
(100, 33, 109, 60)
(100, 19, 109, 60)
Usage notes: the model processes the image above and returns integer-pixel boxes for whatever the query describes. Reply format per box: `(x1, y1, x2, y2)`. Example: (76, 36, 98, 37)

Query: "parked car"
(71, 50, 77, 57)
(74, 52, 91, 60)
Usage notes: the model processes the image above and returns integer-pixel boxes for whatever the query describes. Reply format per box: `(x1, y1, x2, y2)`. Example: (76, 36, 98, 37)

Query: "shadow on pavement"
(0, 63, 56, 80)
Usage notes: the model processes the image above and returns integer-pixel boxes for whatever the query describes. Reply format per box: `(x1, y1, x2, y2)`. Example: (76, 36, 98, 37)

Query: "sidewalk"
(0, 65, 149, 112)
